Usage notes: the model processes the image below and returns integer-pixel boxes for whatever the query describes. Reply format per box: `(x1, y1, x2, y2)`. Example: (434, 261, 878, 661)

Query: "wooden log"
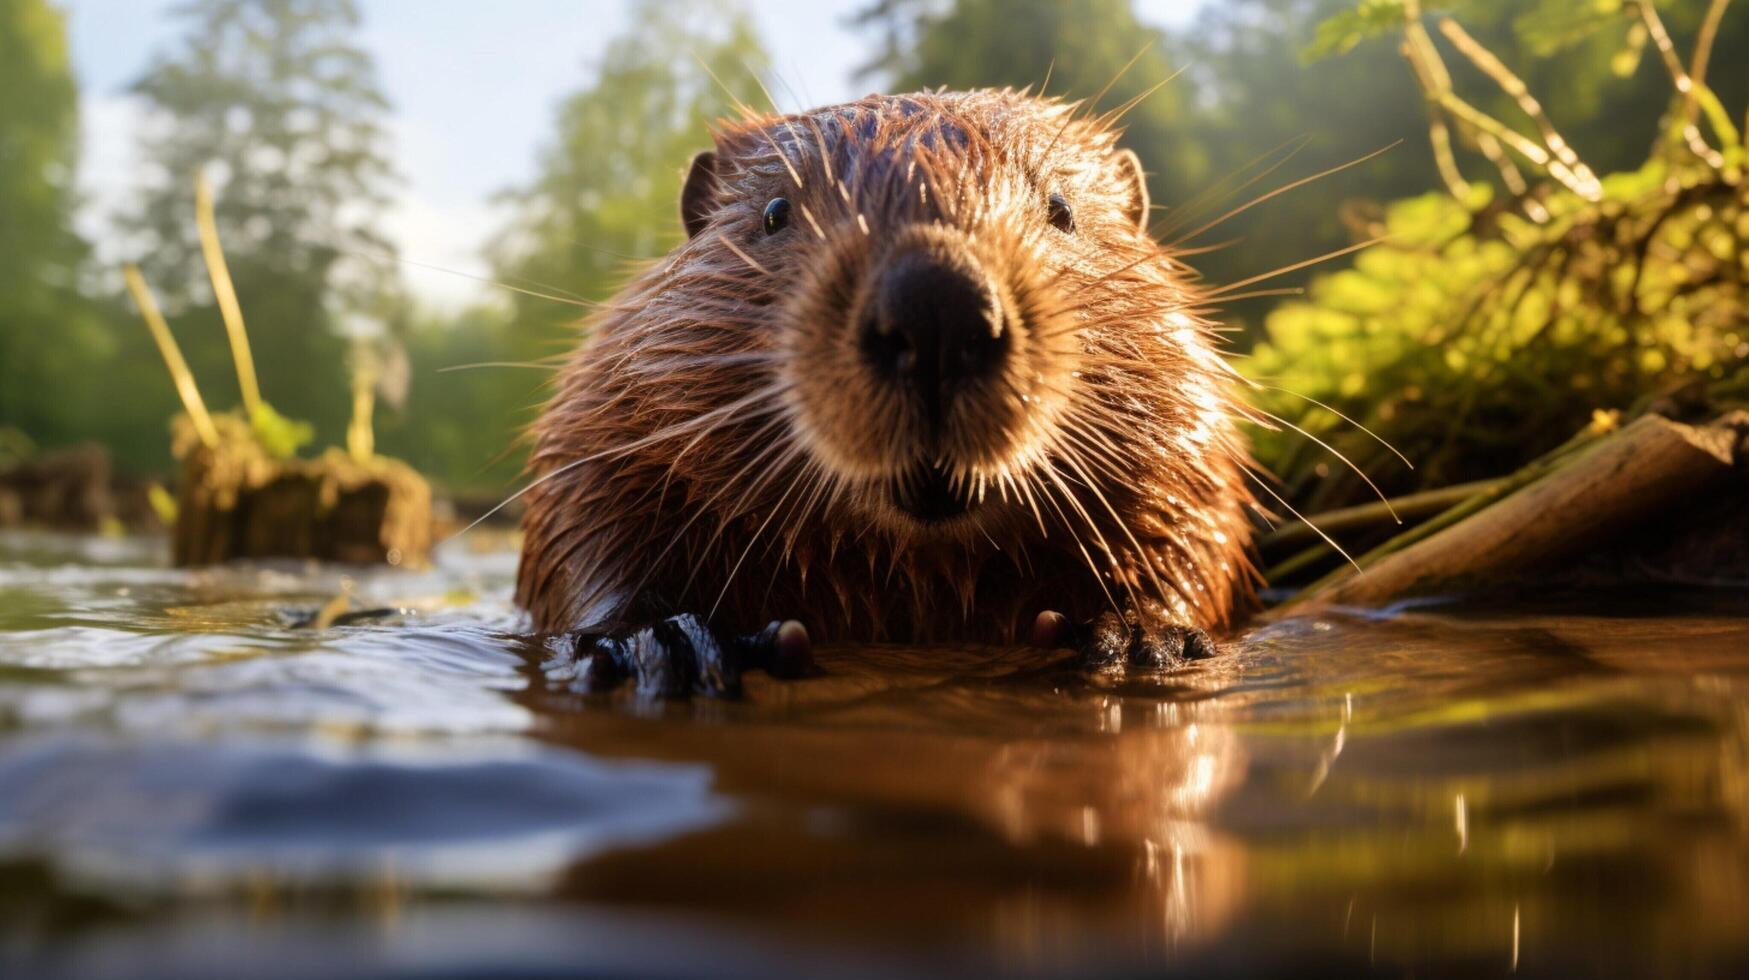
(1293, 412, 1744, 609)
(0, 443, 115, 530)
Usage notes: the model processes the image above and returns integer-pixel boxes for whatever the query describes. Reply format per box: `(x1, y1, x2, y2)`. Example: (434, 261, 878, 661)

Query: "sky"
(65, 0, 1210, 310)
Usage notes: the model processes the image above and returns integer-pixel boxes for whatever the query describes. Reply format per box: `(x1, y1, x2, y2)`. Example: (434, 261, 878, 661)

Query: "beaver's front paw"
(569, 614, 815, 699)
(1033, 609, 1217, 674)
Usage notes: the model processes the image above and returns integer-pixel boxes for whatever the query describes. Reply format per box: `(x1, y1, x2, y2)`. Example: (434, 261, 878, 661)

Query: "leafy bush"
(1245, 0, 1748, 513)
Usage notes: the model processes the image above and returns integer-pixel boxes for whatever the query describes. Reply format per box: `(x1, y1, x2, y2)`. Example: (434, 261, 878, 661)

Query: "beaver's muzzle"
(857, 248, 1009, 428)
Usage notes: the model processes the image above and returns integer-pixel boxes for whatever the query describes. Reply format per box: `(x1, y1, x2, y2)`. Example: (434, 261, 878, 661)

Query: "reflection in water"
(977, 715, 1249, 949)
(1, 529, 1748, 976)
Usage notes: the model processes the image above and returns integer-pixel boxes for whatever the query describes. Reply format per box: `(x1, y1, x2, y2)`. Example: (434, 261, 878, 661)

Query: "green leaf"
(250, 402, 315, 460)
(1303, 0, 1409, 64)
(1512, 0, 1626, 57)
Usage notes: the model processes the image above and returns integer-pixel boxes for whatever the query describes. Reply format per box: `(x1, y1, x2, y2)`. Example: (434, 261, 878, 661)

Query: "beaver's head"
(673, 90, 1229, 547)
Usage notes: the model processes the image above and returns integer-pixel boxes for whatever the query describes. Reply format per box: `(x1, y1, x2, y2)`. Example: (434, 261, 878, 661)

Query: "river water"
(1, 529, 1745, 978)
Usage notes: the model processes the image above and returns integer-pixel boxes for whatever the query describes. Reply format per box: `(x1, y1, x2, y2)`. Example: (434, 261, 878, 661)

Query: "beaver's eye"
(763, 198, 791, 235)
(1047, 193, 1074, 233)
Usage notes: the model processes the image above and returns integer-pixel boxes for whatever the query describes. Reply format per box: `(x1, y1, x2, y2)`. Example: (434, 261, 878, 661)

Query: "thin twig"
(1397, 20, 1469, 199)
(195, 171, 263, 417)
(1438, 18, 1600, 196)
(1261, 478, 1500, 555)
(123, 265, 219, 450)
(1636, 0, 1733, 166)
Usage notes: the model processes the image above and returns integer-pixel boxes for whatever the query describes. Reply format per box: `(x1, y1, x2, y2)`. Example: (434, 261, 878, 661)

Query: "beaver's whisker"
(1035, 466, 1127, 617)
(1151, 133, 1313, 240)
(435, 360, 559, 373)
(1247, 381, 1414, 470)
(708, 459, 816, 622)
(344, 247, 601, 310)
(652, 409, 792, 514)
(1040, 43, 1156, 160)
(696, 447, 813, 601)
(1053, 438, 1175, 609)
(602, 381, 795, 465)
(692, 51, 762, 124)
(625, 352, 784, 375)
(1052, 415, 1135, 486)
(1186, 286, 1306, 307)
(631, 420, 800, 608)
(1090, 70, 1182, 132)
(508, 386, 792, 560)
(450, 455, 590, 543)
(676, 438, 809, 603)
(804, 115, 834, 185)
(1243, 467, 1358, 571)
(756, 465, 831, 612)
(1205, 237, 1383, 299)
(1169, 142, 1398, 247)
(797, 201, 827, 240)
(1007, 466, 1050, 537)
(764, 463, 835, 581)
(1251, 408, 1403, 521)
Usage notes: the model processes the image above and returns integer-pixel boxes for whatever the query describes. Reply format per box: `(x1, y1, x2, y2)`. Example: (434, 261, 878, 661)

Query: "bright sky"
(66, 0, 1209, 310)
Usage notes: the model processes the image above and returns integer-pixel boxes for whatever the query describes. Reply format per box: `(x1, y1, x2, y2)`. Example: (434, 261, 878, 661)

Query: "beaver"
(517, 89, 1257, 697)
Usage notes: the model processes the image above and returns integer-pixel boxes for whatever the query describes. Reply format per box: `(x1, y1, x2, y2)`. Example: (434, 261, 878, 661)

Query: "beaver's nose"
(859, 250, 1008, 419)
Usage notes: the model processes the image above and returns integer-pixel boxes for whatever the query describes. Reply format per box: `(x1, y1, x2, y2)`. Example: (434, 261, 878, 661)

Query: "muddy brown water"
(0, 529, 1746, 978)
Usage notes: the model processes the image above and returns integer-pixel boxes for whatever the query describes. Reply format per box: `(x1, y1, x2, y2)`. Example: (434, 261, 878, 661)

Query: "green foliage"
(1511, 0, 1630, 57)
(373, 306, 536, 496)
(850, 0, 1208, 213)
(0, 429, 35, 469)
(1301, 0, 1633, 63)
(421, 0, 775, 493)
(0, 0, 110, 450)
(1303, 0, 1410, 61)
(1168, 0, 1749, 335)
(1248, 14, 1749, 514)
(121, 0, 401, 452)
(490, 0, 771, 357)
(248, 402, 316, 459)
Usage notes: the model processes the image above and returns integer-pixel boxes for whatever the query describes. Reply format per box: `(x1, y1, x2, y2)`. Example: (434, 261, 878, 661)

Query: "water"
(1, 529, 1746, 978)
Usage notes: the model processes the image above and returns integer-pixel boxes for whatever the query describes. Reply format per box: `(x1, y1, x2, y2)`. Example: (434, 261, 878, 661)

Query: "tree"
(373, 304, 537, 496)
(121, 0, 402, 447)
(0, 0, 106, 449)
(490, 0, 774, 355)
(850, 0, 1209, 218)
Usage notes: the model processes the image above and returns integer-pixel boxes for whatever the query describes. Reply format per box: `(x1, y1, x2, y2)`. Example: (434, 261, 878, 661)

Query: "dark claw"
(1079, 611, 1132, 670)
(1050, 609, 1218, 676)
(566, 614, 814, 700)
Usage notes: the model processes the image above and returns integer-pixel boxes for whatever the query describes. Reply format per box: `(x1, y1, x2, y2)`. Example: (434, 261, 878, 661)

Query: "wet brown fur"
(517, 89, 1257, 642)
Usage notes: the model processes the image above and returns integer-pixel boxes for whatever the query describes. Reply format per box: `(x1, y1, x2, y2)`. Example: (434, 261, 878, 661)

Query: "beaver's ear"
(1113, 148, 1150, 233)
(681, 150, 720, 239)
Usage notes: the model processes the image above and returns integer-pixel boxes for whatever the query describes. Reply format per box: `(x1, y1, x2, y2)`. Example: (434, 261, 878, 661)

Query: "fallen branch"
(1261, 477, 1499, 558)
(1283, 411, 1744, 611)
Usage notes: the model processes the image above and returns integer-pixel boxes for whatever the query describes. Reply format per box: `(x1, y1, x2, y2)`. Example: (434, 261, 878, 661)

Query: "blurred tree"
(120, 0, 403, 449)
(379, 0, 772, 493)
(0, 0, 108, 449)
(491, 0, 772, 358)
(849, 0, 1208, 217)
(373, 305, 538, 498)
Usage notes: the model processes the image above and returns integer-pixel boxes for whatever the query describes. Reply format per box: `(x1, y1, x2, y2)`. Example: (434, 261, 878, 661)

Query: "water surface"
(1, 529, 1746, 978)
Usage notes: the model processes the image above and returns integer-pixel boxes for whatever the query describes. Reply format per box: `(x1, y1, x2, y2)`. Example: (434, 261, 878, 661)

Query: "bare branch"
(1437, 18, 1599, 197)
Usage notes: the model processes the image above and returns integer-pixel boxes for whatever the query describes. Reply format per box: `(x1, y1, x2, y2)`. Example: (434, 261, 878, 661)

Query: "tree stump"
(171, 415, 433, 567)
